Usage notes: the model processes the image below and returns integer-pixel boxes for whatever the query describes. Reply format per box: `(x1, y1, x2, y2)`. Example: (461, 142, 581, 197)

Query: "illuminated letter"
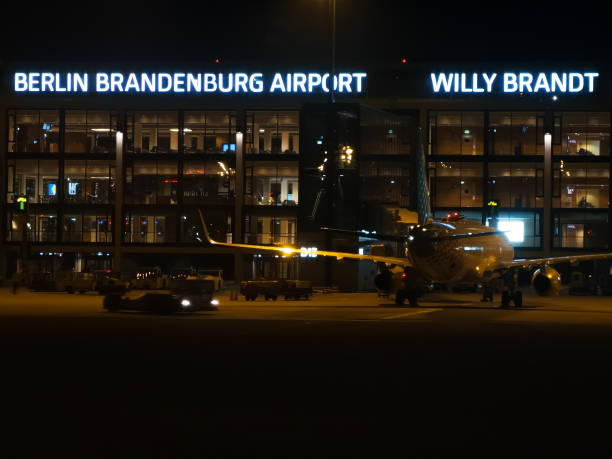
(187, 73, 201, 92)
(96, 73, 109, 92)
(533, 73, 551, 92)
(158, 73, 172, 92)
(551, 73, 567, 92)
(482, 73, 497, 92)
(141, 73, 156, 92)
(41, 73, 54, 92)
(248, 73, 263, 92)
(270, 73, 286, 92)
(55, 73, 67, 92)
(584, 72, 598, 92)
(218, 73, 234, 93)
(110, 73, 124, 92)
(460, 73, 472, 92)
(173, 73, 185, 92)
(503, 73, 518, 92)
(322, 73, 330, 92)
(293, 73, 307, 92)
(123, 73, 139, 92)
(338, 73, 352, 93)
(453, 73, 459, 92)
(14, 73, 28, 91)
(204, 73, 217, 92)
(568, 73, 584, 92)
(28, 73, 40, 92)
(308, 73, 322, 92)
(234, 73, 249, 92)
(519, 73, 533, 92)
(472, 73, 484, 93)
(430, 73, 453, 93)
(73, 73, 88, 92)
(352, 72, 367, 92)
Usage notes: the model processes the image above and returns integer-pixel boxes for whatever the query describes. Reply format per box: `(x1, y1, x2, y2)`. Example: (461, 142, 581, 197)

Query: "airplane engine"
(374, 269, 392, 293)
(531, 267, 561, 296)
(374, 266, 404, 293)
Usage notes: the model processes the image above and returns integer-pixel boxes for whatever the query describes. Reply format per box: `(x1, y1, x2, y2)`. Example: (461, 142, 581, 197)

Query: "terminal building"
(1, 64, 610, 290)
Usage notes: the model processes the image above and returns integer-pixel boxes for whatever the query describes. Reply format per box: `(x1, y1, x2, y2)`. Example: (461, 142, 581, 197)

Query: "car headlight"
(211, 299, 220, 306)
(180, 299, 191, 307)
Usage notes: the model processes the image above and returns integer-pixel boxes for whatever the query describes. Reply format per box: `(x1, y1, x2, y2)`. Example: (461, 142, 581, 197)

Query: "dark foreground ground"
(2, 289, 612, 457)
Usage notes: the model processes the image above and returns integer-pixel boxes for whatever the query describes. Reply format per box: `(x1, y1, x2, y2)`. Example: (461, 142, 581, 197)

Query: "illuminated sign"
(300, 247, 318, 258)
(430, 72, 598, 94)
(13, 72, 367, 94)
(48, 183, 57, 196)
(68, 182, 79, 195)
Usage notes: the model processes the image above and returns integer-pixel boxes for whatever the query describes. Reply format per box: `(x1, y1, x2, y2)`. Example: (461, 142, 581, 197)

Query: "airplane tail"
(414, 127, 433, 225)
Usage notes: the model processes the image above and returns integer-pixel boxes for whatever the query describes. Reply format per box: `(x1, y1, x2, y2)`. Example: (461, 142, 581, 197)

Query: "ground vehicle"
(240, 280, 312, 301)
(103, 279, 217, 313)
(196, 268, 224, 291)
(240, 281, 281, 301)
(56, 271, 95, 294)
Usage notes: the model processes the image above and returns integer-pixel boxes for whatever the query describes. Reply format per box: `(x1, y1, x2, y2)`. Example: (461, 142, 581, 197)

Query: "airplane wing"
(197, 210, 412, 267)
(498, 252, 612, 270)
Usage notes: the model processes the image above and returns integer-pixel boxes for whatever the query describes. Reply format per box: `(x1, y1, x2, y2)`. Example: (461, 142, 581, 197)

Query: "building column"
(234, 110, 245, 282)
(0, 109, 7, 281)
(114, 132, 124, 271)
(544, 132, 552, 255)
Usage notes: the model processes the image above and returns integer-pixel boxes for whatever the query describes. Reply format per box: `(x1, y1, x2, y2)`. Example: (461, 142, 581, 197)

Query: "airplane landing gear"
(395, 289, 419, 307)
(501, 290, 522, 308)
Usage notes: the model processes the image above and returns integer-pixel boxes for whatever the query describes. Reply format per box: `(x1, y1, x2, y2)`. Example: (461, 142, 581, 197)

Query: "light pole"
(329, 0, 336, 103)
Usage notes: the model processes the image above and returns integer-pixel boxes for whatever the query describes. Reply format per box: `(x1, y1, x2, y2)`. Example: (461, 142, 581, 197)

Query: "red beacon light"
(444, 212, 464, 222)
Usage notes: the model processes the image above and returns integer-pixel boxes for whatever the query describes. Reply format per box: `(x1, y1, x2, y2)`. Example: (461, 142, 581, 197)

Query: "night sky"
(1, 1, 610, 70)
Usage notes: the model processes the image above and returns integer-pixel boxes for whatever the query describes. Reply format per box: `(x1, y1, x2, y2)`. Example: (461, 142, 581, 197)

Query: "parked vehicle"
(56, 271, 95, 294)
(197, 268, 224, 291)
(240, 280, 312, 301)
(240, 280, 281, 301)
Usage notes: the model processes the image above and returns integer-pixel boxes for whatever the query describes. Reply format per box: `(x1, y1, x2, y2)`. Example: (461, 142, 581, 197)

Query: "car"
(103, 278, 218, 313)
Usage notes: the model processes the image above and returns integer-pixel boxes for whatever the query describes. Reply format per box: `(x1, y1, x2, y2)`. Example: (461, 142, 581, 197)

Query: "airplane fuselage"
(406, 220, 514, 284)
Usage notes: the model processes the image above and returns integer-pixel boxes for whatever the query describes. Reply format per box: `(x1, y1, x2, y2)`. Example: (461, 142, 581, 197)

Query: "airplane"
(197, 129, 612, 307)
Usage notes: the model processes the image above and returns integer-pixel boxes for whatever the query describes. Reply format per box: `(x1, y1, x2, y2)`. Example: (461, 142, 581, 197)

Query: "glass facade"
(245, 111, 299, 154)
(125, 160, 178, 205)
(488, 163, 543, 208)
(554, 211, 608, 249)
(245, 162, 299, 206)
(553, 162, 609, 209)
(127, 111, 179, 153)
(183, 160, 235, 203)
(183, 111, 236, 153)
(8, 110, 60, 153)
(64, 160, 115, 204)
(489, 112, 544, 156)
(63, 214, 113, 243)
(2, 105, 610, 272)
(429, 111, 485, 155)
(65, 111, 118, 153)
(7, 159, 59, 204)
(359, 161, 410, 208)
(431, 161, 483, 207)
(244, 216, 297, 245)
(554, 112, 610, 156)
